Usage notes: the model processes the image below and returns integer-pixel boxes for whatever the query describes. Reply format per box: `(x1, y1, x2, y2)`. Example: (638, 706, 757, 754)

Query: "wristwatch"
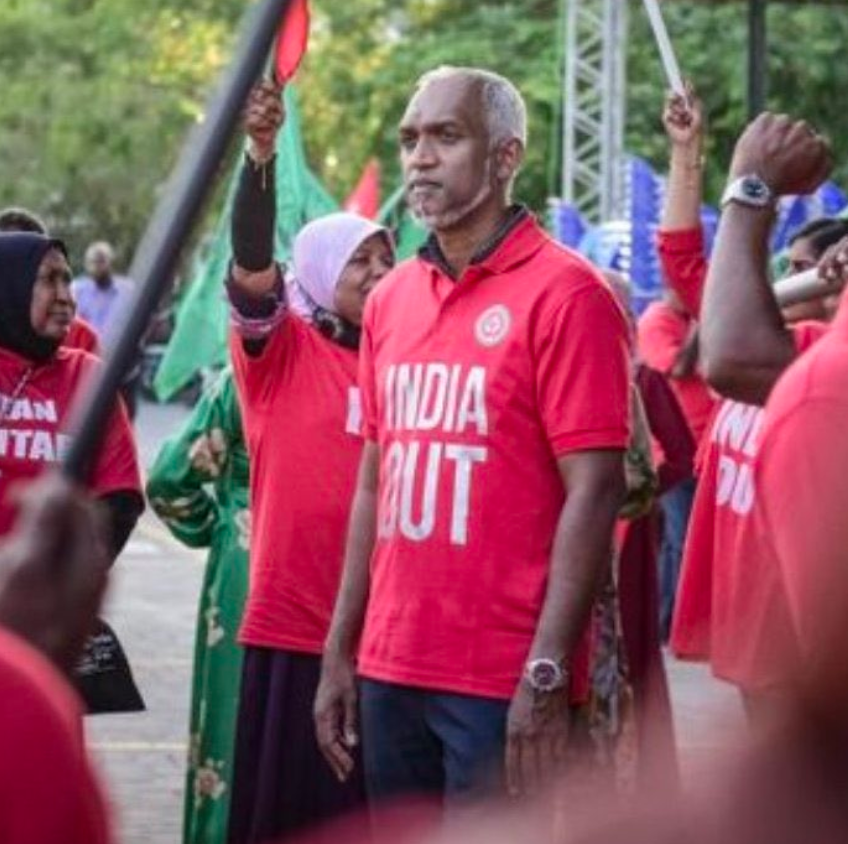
(524, 657, 569, 694)
(720, 174, 774, 210)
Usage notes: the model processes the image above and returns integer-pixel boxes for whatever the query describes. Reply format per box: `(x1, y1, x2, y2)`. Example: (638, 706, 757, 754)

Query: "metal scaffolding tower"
(562, 0, 628, 224)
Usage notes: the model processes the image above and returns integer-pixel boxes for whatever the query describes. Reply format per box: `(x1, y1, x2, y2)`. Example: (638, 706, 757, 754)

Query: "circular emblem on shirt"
(474, 305, 512, 347)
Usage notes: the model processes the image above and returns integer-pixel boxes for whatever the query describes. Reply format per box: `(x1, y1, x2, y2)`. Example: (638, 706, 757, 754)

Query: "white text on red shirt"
(711, 400, 764, 516)
(379, 363, 489, 546)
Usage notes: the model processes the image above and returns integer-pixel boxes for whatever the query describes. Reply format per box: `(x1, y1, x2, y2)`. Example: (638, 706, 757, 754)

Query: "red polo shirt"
(727, 291, 848, 691)
(231, 314, 363, 653)
(357, 214, 631, 700)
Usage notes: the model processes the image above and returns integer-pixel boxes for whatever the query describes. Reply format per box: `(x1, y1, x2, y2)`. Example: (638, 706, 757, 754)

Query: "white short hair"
(415, 66, 527, 148)
(85, 241, 114, 264)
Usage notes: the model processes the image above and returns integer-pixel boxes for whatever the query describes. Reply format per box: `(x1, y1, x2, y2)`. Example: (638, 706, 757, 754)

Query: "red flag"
(343, 160, 381, 220)
(274, 0, 310, 83)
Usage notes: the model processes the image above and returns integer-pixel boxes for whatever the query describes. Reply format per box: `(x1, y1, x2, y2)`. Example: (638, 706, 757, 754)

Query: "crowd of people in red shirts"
(1, 63, 848, 844)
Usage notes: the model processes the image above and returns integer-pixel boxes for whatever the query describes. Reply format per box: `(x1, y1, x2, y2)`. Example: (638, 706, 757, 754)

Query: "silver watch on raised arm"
(523, 657, 569, 695)
(720, 174, 774, 210)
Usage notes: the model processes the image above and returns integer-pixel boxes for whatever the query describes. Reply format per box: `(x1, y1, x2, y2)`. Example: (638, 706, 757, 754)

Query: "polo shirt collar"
(418, 204, 543, 281)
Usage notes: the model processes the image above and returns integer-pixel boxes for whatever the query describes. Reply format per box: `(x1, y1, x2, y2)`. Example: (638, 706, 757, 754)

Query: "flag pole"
(62, 0, 294, 482)
(642, 0, 685, 96)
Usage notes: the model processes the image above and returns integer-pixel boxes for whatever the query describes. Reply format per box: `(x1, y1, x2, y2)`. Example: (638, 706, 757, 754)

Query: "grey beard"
(410, 161, 495, 232)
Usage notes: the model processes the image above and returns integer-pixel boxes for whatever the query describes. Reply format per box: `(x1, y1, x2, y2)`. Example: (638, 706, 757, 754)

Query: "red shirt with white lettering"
(669, 324, 827, 680)
(0, 346, 140, 537)
(358, 215, 631, 700)
(230, 314, 363, 652)
(654, 225, 833, 685)
(0, 627, 112, 843)
(727, 292, 848, 691)
(638, 301, 715, 445)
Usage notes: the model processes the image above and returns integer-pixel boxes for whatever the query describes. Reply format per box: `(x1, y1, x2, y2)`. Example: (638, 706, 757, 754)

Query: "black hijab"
(0, 233, 69, 363)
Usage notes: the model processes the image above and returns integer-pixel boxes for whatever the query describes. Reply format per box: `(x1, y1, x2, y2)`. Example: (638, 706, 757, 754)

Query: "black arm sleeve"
(232, 152, 277, 272)
(99, 490, 145, 563)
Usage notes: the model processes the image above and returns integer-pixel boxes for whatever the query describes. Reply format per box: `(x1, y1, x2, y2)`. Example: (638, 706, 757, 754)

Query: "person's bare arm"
(314, 442, 379, 782)
(505, 450, 625, 797)
(661, 87, 705, 233)
(700, 114, 832, 405)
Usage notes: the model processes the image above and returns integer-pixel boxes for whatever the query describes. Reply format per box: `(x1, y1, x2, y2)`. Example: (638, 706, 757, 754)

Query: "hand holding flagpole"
(61, 0, 297, 482)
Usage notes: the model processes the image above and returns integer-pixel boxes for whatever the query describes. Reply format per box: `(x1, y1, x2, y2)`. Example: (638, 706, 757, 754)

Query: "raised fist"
(662, 84, 704, 149)
(245, 79, 285, 163)
(729, 113, 832, 198)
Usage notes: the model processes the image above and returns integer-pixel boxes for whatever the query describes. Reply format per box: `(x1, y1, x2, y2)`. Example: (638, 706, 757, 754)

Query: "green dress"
(146, 369, 249, 844)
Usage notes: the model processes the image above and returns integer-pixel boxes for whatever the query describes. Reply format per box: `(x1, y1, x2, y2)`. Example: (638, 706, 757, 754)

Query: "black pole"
(62, 0, 293, 482)
(747, 0, 767, 119)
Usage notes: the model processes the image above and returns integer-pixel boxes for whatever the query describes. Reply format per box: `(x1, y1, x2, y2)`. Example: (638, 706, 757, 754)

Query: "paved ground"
(87, 398, 745, 844)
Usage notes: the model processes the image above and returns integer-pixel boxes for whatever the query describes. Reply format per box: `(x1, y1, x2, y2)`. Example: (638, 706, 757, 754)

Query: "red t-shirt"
(727, 292, 848, 691)
(64, 318, 101, 356)
(0, 347, 141, 537)
(357, 216, 631, 700)
(230, 314, 363, 653)
(0, 627, 111, 843)
(670, 322, 828, 683)
(638, 301, 715, 445)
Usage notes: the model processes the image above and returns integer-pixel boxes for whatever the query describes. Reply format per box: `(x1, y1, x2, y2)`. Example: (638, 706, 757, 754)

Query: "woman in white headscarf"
(222, 81, 395, 844)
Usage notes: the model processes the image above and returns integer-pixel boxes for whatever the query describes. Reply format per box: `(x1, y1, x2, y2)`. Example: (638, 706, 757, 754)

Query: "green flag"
(153, 87, 337, 401)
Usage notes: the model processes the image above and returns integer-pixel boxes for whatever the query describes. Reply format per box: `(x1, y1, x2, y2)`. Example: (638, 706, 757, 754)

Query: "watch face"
(742, 177, 768, 200)
(529, 660, 561, 691)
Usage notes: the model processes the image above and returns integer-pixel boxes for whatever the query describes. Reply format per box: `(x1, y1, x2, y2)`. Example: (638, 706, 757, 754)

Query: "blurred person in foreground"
(0, 474, 113, 844)
(72, 240, 139, 418)
(147, 368, 250, 844)
(224, 80, 395, 844)
(0, 206, 100, 355)
(651, 90, 838, 716)
(315, 65, 630, 820)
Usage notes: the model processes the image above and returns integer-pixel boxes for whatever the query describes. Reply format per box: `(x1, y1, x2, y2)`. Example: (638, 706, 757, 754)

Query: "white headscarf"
(287, 212, 390, 320)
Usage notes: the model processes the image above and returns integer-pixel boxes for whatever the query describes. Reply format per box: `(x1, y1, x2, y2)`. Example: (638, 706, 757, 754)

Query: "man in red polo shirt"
(315, 66, 630, 811)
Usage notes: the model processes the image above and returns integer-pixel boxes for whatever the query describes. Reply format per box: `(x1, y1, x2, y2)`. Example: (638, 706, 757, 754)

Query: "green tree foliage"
(624, 2, 848, 203)
(1, 0, 847, 266)
(0, 0, 245, 262)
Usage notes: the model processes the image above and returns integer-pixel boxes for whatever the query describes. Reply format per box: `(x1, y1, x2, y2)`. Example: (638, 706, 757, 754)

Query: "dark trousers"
(227, 648, 366, 844)
(359, 679, 509, 815)
(658, 476, 697, 639)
